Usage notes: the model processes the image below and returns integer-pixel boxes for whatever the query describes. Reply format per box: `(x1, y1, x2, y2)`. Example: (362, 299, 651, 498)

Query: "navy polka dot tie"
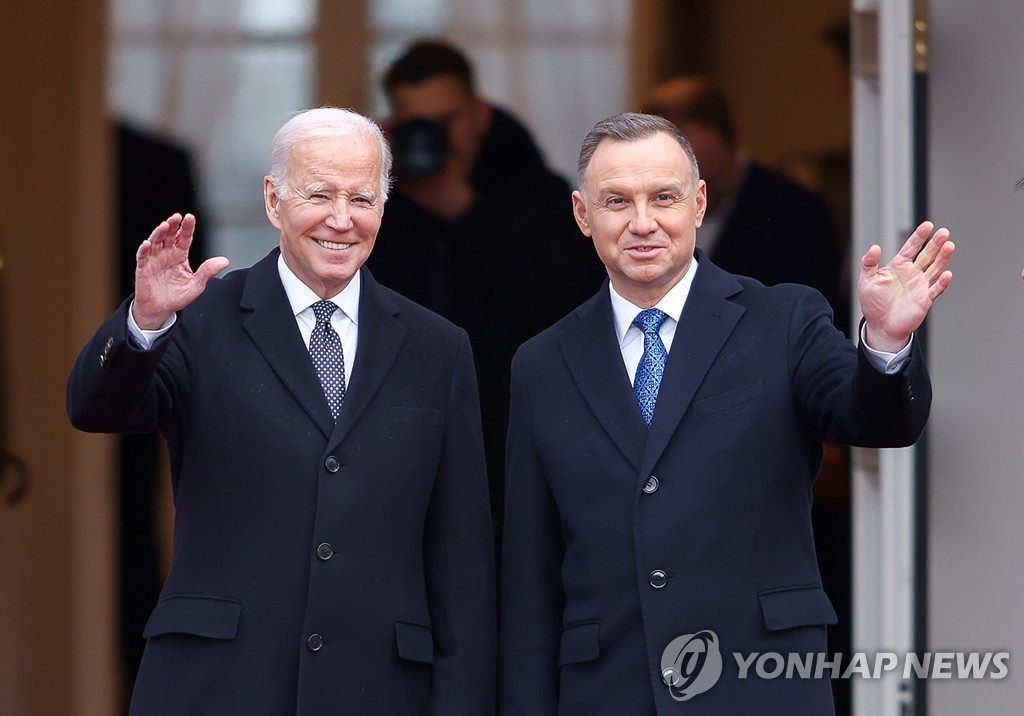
(309, 300, 346, 421)
(633, 308, 669, 427)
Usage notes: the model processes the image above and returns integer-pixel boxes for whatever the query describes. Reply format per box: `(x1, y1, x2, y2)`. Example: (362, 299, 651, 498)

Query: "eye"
(654, 193, 677, 205)
(605, 196, 627, 208)
(308, 193, 329, 203)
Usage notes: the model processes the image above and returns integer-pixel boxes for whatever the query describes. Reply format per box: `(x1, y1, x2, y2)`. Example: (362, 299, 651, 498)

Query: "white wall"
(927, 3, 1024, 711)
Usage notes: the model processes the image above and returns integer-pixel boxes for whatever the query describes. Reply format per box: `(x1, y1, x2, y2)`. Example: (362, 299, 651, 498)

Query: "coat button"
(662, 667, 681, 686)
(324, 456, 340, 473)
(316, 542, 333, 561)
(650, 570, 668, 589)
(643, 476, 660, 494)
(307, 633, 324, 652)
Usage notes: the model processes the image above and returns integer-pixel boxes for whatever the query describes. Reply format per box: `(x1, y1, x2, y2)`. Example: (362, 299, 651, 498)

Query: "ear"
(571, 190, 592, 237)
(264, 176, 283, 230)
(694, 180, 708, 228)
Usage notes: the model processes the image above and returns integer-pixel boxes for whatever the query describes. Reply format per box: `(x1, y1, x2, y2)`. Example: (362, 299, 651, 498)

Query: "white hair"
(268, 107, 393, 201)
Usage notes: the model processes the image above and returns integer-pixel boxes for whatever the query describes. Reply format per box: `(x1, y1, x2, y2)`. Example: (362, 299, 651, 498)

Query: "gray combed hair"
(268, 107, 393, 202)
(576, 112, 700, 192)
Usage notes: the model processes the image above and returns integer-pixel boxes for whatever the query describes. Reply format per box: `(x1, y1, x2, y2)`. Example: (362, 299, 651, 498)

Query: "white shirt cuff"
(859, 323, 913, 374)
(127, 300, 176, 350)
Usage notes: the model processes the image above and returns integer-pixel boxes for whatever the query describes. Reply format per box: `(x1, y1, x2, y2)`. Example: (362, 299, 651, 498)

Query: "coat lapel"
(557, 283, 648, 472)
(330, 267, 406, 446)
(638, 256, 745, 479)
(240, 249, 336, 439)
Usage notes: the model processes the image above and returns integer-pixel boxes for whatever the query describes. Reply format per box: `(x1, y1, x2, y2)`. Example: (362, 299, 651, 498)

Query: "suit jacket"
(67, 252, 496, 715)
(499, 253, 930, 715)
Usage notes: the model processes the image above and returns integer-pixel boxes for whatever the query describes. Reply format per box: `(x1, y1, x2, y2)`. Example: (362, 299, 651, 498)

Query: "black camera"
(389, 118, 452, 179)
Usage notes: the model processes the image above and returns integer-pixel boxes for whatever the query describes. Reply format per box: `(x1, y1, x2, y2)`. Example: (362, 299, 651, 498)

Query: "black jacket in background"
(369, 106, 604, 537)
(709, 162, 844, 328)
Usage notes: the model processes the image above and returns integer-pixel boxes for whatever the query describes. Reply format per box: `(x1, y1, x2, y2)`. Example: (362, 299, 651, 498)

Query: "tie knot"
(632, 308, 668, 336)
(311, 300, 338, 326)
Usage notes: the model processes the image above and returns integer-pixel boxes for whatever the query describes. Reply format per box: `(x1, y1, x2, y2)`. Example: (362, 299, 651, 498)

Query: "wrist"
(863, 324, 910, 353)
(131, 302, 172, 331)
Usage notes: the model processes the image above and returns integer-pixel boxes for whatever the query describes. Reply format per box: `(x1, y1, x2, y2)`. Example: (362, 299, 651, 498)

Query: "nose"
(324, 198, 354, 231)
(628, 201, 658, 236)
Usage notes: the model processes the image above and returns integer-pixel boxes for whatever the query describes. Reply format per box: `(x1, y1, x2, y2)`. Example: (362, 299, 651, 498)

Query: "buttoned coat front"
(68, 251, 496, 715)
(500, 253, 930, 715)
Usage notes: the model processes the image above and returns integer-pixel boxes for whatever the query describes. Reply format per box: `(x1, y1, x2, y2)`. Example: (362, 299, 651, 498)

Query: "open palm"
(132, 213, 230, 329)
(858, 221, 955, 352)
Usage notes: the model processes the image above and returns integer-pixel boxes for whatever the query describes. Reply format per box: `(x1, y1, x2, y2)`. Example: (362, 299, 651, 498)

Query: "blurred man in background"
(369, 39, 603, 547)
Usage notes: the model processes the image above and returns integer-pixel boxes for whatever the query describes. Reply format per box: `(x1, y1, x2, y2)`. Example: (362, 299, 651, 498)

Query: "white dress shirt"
(608, 256, 912, 385)
(128, 254, 361, 390)
(610, 260, 697, 385)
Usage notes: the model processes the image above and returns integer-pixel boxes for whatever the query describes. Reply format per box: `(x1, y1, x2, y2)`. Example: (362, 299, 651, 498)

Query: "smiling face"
(572, 131, 707, 307)
(264, 133, 384, 298)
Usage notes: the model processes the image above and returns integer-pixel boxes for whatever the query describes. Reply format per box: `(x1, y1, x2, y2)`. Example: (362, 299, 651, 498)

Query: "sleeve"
(66, 296, 186, 435)
(858, 320, 913, 374)
(422, 330, 497, 716)
(127, 298, 177, 349)
(788, 288, 932, 448)
(499, 351, 566, 716)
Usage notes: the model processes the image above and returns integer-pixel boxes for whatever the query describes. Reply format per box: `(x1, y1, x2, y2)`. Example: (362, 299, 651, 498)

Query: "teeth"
(317, 240, 351, 250)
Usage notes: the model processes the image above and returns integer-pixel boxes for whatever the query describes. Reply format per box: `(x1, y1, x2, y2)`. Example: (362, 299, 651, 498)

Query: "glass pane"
(177, 44, 316, 265)
(445, 0, 502, 29)
(518, 44, 631, 181)
(519, 0, 630, 33)
(240, 0, 317, 34)
(370, 0, 450, 30)
(109, 0, 163, 33)
(188, 0, 317, 35)
(108, 47, 170, 127)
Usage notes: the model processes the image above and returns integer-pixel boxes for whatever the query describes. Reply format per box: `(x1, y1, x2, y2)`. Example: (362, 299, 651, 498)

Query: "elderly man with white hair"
(68, 107, 496, 715)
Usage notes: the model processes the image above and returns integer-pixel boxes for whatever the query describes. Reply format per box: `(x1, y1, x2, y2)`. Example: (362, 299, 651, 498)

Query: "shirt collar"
(609, 256, 699, 345)
(277, 253, 361, 325)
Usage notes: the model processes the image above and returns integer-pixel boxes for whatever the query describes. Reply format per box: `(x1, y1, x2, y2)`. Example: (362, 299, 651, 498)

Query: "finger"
(923, 239, 956, 283)
(928, 269, 954, 301)
(895, 221, 935, 260)
(918, 239, 955, 285)
(913, 226, 951, 269)
(193, 256, 231, 288)
(173, 213, 197, 251)
(860, 244, 882, 280)
(145, 214, 182, 254)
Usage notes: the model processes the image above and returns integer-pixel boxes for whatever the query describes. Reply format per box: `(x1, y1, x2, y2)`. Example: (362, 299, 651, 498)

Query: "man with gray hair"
(500, 112, 954, 714)
(68, 107, 495, 714)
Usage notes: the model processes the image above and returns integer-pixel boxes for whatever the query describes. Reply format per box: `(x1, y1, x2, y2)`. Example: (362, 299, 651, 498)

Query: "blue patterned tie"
(633, 308, 669, 427)
(309, 300, 346, 421)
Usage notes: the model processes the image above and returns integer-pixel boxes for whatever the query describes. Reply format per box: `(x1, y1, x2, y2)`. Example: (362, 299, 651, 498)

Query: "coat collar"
(556, 251, 746, 475)
(240, 250, 405, 443)
(637, 252, 745, 479)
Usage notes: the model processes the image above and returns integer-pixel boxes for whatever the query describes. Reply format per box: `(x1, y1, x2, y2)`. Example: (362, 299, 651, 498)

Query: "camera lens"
(390, 118, 452, 179)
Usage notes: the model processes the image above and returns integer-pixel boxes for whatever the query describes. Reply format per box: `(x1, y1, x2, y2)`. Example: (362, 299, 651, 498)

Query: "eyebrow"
(595, 181, 686, 199)
(297, 183, 331, 195)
